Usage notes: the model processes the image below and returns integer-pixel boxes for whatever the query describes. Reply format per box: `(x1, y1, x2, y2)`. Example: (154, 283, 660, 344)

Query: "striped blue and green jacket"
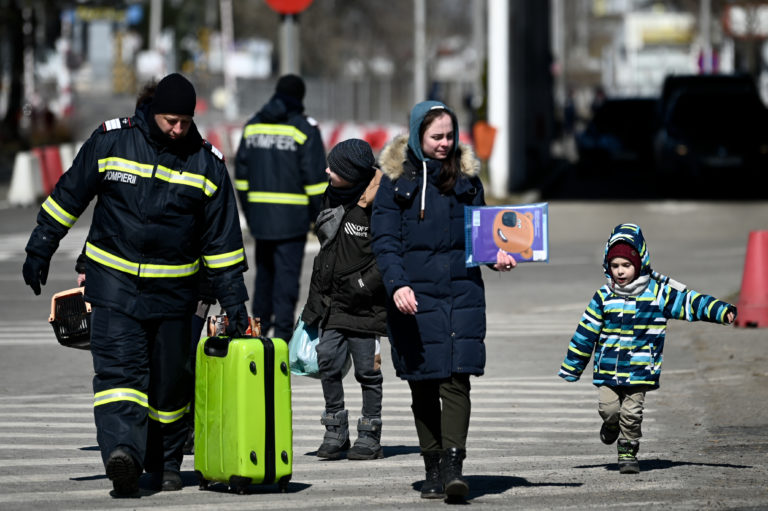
(558, 280, 733, 388)
(558, 223, 734, 389)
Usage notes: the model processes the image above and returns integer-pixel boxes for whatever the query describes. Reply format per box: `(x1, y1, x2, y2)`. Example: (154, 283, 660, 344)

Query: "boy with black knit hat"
(558, 223, 736, 474)
(301, 138, 387, 460)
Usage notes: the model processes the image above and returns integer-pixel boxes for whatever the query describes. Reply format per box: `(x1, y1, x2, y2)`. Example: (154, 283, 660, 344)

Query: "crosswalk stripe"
(0, 357, 674, 508)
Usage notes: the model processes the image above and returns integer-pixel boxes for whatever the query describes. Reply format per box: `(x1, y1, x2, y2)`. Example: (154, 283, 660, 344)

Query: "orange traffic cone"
(735, 230, 768, 328)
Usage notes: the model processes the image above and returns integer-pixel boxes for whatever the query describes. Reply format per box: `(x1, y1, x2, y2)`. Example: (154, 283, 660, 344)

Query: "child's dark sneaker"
(617, 438, 640, 474)
(600, 421, 620, 444)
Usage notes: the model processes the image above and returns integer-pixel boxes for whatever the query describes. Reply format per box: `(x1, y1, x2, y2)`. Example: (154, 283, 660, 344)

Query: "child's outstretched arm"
(660, 285, 737, 325)
(558, 289, 605, 382)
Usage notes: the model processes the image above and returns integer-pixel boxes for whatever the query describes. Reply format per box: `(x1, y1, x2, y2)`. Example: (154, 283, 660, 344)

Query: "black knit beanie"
(151, 73, 196, 116)
(327, 139, 376, 184)
(275, 74, 306, 101)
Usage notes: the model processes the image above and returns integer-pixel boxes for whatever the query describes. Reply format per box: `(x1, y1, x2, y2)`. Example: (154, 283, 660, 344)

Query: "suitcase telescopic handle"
(203, 336, 231, 358)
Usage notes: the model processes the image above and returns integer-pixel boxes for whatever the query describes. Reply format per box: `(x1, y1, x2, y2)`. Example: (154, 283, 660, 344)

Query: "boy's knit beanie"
(607, 242, 642, 278)
(327, 139, 376, 184)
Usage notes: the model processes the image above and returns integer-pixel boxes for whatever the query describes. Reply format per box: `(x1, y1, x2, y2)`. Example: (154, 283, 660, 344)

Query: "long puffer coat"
(371, 131, 487, 381)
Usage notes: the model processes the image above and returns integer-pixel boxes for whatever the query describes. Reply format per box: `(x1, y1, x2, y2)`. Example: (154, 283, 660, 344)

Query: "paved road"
(0, 200, 767, 510)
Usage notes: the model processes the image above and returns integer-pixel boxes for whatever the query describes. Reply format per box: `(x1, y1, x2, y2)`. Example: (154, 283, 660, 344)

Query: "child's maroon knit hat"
(607, 242, 641, 277)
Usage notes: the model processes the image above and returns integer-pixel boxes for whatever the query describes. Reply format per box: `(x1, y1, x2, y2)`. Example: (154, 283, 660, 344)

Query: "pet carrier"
(48, 287, 91, 350)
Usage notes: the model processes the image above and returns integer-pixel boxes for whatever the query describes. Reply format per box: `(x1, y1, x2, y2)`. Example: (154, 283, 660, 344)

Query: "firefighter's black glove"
(23, 254, 50, 296)
(224, 302, 249, 338)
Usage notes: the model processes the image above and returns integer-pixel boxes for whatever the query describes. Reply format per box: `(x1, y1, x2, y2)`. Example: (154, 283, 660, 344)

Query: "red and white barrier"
(199, 121, 409, 161)
(319, 122, 408, 153)
(7, 121, 442, 207)
(7, 142, 82, 207)
(8, 151, 44, 207)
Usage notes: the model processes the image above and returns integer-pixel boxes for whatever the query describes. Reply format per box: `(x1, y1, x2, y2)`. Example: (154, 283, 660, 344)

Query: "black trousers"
(408, 374, 471, 452)
(251, 235, 306, 340)
(90, 306, 193, 473)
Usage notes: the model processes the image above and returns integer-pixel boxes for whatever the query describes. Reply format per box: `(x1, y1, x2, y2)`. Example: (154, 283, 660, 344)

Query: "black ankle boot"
(440, 447, 469, 499)
(420, 451, 444, 499)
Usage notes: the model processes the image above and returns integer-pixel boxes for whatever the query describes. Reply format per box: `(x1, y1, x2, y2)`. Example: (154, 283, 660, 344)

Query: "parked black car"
(654, 75, 768, 197)
(575, 97, 659, 174)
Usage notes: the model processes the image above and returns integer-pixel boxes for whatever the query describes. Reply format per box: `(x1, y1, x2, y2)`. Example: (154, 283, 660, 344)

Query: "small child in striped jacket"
(558, 223, 736, 474)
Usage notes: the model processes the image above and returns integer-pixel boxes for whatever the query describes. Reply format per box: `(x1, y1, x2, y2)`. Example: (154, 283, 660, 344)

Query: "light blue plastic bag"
(288, 313, 352, 379)
(288, 315, 320, 377)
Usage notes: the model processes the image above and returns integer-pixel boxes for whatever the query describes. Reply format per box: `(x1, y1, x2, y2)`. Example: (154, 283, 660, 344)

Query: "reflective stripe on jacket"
(25, 104, 248, 318)
(234, 96, 327, 240)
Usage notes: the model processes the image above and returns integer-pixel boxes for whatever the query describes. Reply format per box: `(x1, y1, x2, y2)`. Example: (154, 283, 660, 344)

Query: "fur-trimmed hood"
(377, 134, 480, 181)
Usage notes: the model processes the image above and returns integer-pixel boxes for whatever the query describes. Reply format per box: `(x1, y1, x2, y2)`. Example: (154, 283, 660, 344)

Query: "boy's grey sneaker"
(105, 447, 140, 497)
(617, 438, 640, 474)
(317, 409, 350, 459)
(347, 417, 383, 460)
(600, 421, 620, 445)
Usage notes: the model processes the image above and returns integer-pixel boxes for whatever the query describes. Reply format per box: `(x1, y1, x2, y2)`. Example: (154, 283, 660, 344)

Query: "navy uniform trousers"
(252, 235, 306, 340)
(90, 306, 193, 474)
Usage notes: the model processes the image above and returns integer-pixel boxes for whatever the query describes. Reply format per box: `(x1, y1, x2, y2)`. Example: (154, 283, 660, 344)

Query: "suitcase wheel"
(195, 470, 209, 490)
(229, 475, 251, 494)
(278, 475, 291, 493)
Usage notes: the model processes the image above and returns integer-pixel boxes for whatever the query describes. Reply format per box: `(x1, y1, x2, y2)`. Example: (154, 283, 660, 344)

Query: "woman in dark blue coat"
(371, 101, 516, 500)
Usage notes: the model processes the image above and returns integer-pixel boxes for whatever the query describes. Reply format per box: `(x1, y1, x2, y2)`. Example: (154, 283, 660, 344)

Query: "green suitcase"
(194, 336, 292, 493)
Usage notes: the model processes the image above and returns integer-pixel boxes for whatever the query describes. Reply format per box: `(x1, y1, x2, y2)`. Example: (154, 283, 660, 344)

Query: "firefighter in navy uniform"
(22, 73, 250, 497)
(234, 74, 327, 340)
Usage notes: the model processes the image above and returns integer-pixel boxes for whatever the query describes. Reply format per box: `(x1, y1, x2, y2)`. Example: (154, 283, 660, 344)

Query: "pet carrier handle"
(49, 287, 89, 323)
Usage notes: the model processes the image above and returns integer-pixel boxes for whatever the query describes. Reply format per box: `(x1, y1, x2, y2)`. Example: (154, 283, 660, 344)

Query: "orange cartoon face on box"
(492, 210, 535, 259)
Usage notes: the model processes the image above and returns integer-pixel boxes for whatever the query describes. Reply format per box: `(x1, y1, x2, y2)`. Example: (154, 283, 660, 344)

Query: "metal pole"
(219, 0, 238, 119)
(551, 0, 565, 108)
(414, 0, 426, 105)
(280, 14, 299, 75)
(488, 0, 509, 198)
(149, 0, 162, 51)
(700, 0, 712, 73)
(472, 0, 485, 105)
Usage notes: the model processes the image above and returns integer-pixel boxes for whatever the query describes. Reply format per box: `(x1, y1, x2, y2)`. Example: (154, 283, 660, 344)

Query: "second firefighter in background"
(235, 74, 328, 340)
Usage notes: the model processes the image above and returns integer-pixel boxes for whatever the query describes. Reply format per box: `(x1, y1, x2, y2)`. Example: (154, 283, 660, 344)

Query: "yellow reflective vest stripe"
(148, 403, 188, 424)
(94, 388, 187, 423)
(98, 157, 218, 197)
(85, 242, 200, 278)
(243, 123, 308, 144)
(94, 388, 148, 408)
(247, 191, 309, 205)
(41, 196, 78, 228)
(239, 182, 326, 202)
(304, 181, 328, 196)
(202, 248, 246, 269)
